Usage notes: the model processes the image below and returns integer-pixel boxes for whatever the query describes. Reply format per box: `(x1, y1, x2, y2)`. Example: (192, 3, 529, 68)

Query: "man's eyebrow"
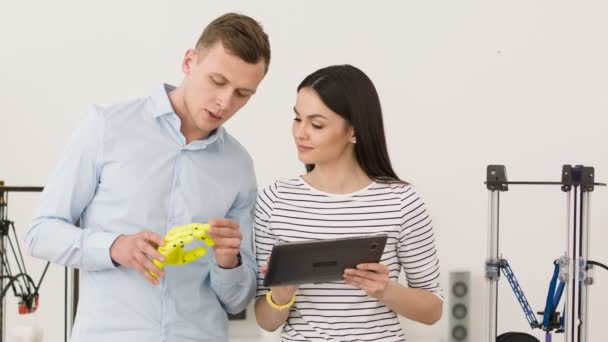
(210, 73, 256, 94)
(293, 107, 326, 119)
(210, 73, 228, 82)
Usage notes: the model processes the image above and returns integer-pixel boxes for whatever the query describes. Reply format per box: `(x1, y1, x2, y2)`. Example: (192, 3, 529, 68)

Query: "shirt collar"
(151, 83, 177, 118)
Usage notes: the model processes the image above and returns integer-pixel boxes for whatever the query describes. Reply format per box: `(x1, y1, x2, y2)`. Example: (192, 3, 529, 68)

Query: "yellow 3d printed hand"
(151, 223, 215, 278)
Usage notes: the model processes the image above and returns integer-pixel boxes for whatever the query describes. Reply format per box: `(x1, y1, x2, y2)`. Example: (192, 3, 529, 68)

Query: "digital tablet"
(262, 234, 388, 287)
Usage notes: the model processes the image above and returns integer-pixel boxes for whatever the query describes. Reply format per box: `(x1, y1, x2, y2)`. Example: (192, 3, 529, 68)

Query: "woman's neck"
(303, 158, 372, 194)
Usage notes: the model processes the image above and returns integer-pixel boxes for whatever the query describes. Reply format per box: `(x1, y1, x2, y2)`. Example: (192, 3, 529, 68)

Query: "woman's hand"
(343, 263, 390, 300)
(260, 257, 298, 305)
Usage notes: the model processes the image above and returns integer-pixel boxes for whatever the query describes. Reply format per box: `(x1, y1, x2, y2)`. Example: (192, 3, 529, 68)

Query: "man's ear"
(182, 48, 197, 75)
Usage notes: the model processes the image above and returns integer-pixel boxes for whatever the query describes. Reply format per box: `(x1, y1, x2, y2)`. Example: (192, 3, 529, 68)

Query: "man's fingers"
(142, 230, 165, 247)
(214, 247, 240, 256)
(134, 261, 160, 285)
(141, 268, 160, 285)
(152, 258, 164, 270)
(139, 240, 166, 262)
(135, 251, 160, 273)
(208, 227, 242, 240)
(134, 251, 164, 280)
(209, 218, 239, 230)
(212, 237, 242, 249)
(144, 259, 165, 278)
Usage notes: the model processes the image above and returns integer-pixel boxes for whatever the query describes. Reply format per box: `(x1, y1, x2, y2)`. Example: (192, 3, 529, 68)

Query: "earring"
(351, 137, 357, 144)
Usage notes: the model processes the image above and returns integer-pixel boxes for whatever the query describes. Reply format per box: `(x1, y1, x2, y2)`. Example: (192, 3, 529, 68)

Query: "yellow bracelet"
(266, 290, 296, 311)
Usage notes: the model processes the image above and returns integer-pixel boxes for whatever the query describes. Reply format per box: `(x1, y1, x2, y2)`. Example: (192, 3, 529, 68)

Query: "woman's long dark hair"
(297, 65, 405, 184)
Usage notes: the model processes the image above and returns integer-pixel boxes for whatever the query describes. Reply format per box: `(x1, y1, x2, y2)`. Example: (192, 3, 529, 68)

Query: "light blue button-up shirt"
(26, 84, 258, 342)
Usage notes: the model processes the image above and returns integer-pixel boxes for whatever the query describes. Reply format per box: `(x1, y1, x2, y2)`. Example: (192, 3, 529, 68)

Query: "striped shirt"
(254, 177, 442, 341)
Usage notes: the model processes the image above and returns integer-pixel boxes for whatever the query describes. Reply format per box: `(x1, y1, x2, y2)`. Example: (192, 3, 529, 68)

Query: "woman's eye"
(312, 124, 323, 129)
(293, 117, 301, 122)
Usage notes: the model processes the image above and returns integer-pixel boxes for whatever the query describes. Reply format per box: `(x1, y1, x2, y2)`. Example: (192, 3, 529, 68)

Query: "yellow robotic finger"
(180, 247, 207, 264)
(152, 235, 194, 267)
(187, 230, 213, 246)
(167, 232, 198, 246)
(201, 235, 214, 247)
(165, 223, 210, 240)
(161, 234, 195, 254)
(188, 222, 210, 232)
(167, 223, 213, 246)
(149, 223, 214, 279)
(188, 224, 212, 241)
(164, 224, 192, 241)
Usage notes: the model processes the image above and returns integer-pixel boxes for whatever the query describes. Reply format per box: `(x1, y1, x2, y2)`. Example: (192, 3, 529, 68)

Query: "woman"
(254, 65, 442, 341)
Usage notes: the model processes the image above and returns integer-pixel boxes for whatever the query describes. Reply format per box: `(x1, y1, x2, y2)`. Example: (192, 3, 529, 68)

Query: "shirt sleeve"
(25, 106, 120, 271)
(253, 183, 278, 297)
(209, 159, 258, 314)
(397, 185, 443, 300)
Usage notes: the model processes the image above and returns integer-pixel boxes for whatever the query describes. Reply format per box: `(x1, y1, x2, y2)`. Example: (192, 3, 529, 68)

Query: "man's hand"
(110, 231, 166, 285)
(207, 218, 242, 269)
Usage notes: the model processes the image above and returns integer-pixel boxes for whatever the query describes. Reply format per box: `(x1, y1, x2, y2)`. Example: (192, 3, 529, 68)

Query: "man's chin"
(195, 120, 220, 133)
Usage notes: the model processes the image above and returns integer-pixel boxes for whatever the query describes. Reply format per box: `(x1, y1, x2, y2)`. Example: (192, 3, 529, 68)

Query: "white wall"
(1, 1, 608, 341)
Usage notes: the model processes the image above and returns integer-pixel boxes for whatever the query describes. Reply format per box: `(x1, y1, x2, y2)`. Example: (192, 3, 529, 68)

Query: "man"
(25, 13, 270, 342)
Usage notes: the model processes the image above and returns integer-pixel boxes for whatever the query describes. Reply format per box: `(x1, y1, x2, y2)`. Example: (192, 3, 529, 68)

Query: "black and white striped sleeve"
(254, 183, 278, 296)
(397, 186, 443, 299)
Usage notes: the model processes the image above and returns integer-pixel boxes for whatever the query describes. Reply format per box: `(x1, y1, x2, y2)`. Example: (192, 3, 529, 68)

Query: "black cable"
(0, 273, 36, 301)
(9, 221, 32, 293)
(588, 260, 608, 272)
(0, 247, 21, 297)
(6, 222, 31, 294)
(32, 261, 50, 298)
(0, 220, 48, 309)
(0, 188, 50, 323)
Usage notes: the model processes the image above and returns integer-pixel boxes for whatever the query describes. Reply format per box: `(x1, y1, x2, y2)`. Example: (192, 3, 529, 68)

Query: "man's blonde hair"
(196, 13, 271, 73)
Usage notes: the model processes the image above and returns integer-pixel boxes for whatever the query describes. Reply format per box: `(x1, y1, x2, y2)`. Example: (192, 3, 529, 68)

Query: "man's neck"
(168, 86, 210, 144)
